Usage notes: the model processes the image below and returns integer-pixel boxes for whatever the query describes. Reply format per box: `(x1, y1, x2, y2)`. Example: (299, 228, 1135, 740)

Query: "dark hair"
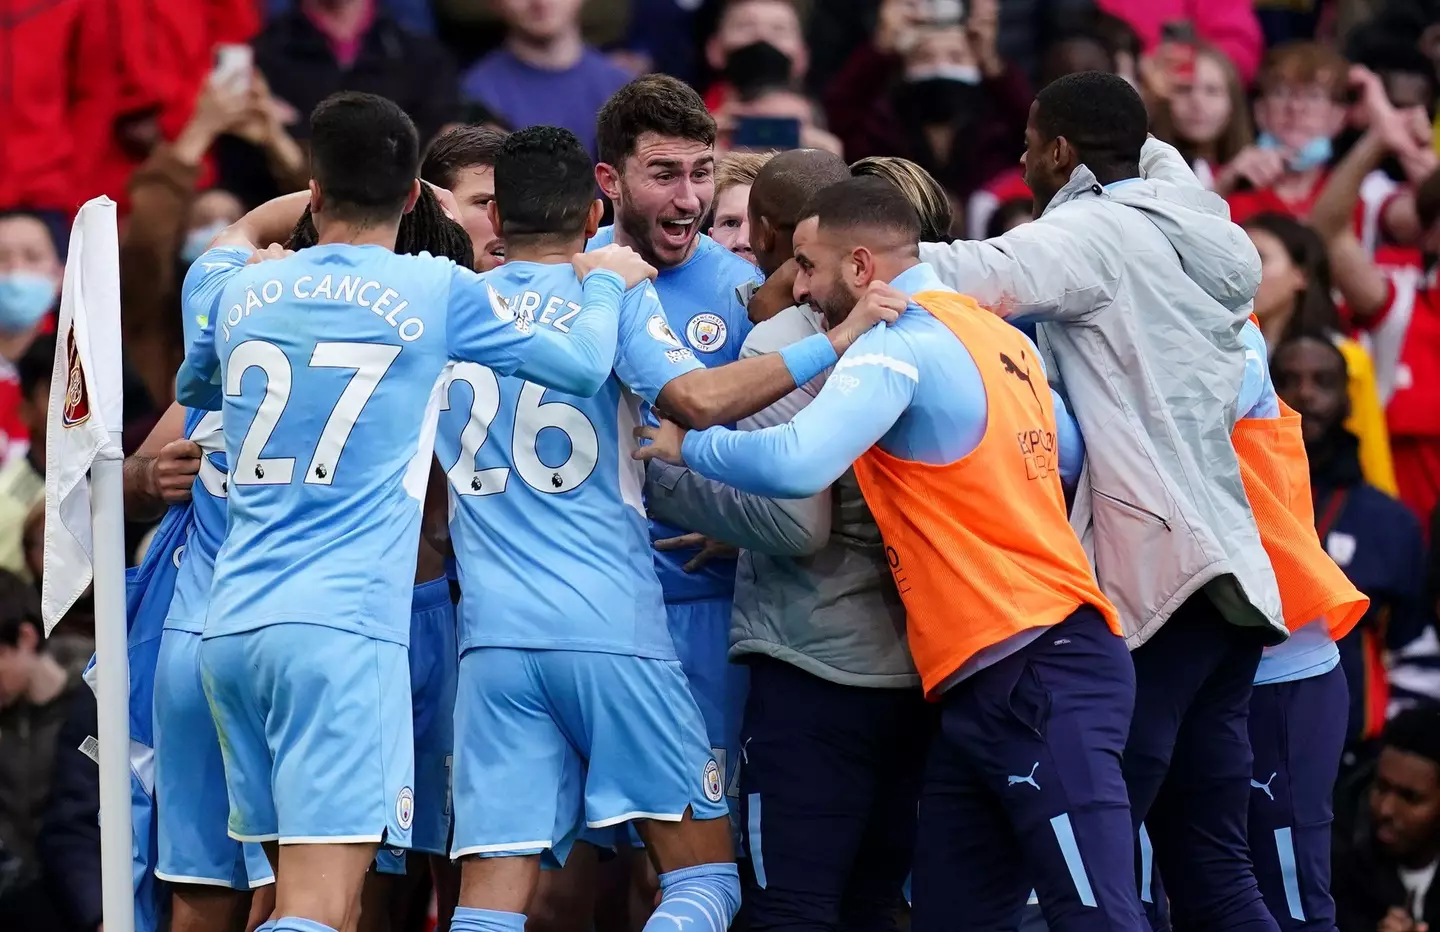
(596, 74, 717, 169)
(1271, 329, 1348, 382)
(1243, 213, 1341, 340)
(1033, 71, 1148, 182)
(750, 148, 851, 231)
(0, 569, 42, 648)
(985, 198, 1036, 239)
(286, 184, 474, 269)
(421, 125, 510, 189)
(493, 126, 597, 244)
(1383, 705, 1440, 770)
(308, 92, 420, 225)
(1417, 167, 1440, 232)
(803, 177, 922, 243)
(17, 334, 55, 401)
(850, 157, 953, 243)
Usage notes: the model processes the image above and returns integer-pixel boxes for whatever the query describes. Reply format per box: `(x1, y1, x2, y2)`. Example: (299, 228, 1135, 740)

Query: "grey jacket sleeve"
(644, 308, 833, 557)
(918, 211, 1121, 323)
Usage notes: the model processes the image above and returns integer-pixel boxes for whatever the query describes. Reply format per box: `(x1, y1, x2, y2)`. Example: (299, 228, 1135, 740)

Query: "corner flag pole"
(41, 197, 134, 932)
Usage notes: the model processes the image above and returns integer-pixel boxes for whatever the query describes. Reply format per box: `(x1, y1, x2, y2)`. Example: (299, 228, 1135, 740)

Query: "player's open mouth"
(659, 218, 697, 245)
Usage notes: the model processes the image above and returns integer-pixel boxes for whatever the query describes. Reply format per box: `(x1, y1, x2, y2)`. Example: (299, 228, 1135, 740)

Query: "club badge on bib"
(686, 313, 727, 353)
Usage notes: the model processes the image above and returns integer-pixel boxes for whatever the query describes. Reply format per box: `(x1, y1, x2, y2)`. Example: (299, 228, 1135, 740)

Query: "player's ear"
(487, 200, 503, 238)
(595, 162, 622, 202)
(402, 179, 421, 215)
(849, 246, 875, 288)
(585, 199, 604, 239)
(755, 215, 776, 256)
(308, 179, 324, 217)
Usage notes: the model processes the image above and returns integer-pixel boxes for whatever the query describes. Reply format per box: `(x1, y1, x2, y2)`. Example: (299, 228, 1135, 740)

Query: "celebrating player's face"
(609, 132, 715, 269)
(448, 165, 505, 271)
(791, 216, 855, 327)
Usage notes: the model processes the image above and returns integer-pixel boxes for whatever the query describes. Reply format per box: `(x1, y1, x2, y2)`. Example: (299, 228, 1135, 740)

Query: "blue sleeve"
(614, 282, 704, 403)
(1238, 321, 1280, 419)
(1051, 386, 1085, 487)
(175, 247, 249, 410)
(680, 325, 918, 498)
(447, 263, 624, 398)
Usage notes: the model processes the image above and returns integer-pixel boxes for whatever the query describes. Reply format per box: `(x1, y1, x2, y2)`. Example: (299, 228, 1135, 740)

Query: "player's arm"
(207, 191, 312, 252)
(644, 318, 831, 556)
(918, 219, 1121, 324)
(636, 326, 918, 499)
(124, 402, 197, 521)
(654, 281, 905, 430)
(1023, 333, 1086, 489)
(1236, 318, 1280, 421)
(174, 247, 251, 409)
(445, 247, 648, 397)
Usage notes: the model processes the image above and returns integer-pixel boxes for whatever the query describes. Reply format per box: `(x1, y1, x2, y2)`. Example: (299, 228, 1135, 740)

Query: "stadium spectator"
(0, 570, 86, 930)
(1245, 212, 1397, 493)
(825, 0, 1030, 204)
(458, 0, 631, 158)
(1220, 42, 1351, 216)
(1095, 0, 1264, 84)
(702, 0, 810, 111)
(35, 685, 100, 932)
(1148, 42, 1254, 190)
(716, 85, 844, 156)
(1271, 334, 1427, 750)
(1334, 706, 1440, 931)
(121, 75, 288, 409)
(710, 151, 774, 263)
(0, 213, 61, 465)
(0, 337, 50, 583)
(229, 0, 459, 205)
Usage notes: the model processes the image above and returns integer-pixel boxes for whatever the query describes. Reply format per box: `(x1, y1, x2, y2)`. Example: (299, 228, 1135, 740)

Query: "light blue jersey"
(680, 263, 1085, 497)
(177, 244, 627, 645)
(436, 260, 704, 659)
(162, 407, 227, 634)
(1237, 319, 1341, 686)
(589, 228, 763, 602)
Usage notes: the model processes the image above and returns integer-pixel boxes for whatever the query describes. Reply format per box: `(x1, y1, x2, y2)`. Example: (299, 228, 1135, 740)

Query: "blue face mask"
(0, 272, 57, 332)
(1256, 132, 1333, 172)
(181, 220, 229, 265)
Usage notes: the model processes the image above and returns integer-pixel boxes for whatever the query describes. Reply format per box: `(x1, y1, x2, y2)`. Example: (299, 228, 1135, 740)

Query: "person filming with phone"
(824, 0, 1031, 204)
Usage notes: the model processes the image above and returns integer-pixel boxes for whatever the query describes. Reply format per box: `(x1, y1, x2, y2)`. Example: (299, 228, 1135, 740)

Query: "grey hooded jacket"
(645, 305, 916, 688)
(918, 138, 1285, 647)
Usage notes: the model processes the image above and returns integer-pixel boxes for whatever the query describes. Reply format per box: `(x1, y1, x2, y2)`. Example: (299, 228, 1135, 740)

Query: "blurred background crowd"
(8, 0, 1440, 930)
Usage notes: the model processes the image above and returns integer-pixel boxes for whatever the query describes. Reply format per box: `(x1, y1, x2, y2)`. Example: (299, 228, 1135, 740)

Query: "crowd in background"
(6, 0, 1440, 929)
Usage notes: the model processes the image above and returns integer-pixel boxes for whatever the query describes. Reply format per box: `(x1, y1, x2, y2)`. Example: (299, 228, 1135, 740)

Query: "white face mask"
(904, 63, 982, 85)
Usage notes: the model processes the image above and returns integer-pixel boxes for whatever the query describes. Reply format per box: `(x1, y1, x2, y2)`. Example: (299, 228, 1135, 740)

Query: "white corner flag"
(41, 196, 135, 932)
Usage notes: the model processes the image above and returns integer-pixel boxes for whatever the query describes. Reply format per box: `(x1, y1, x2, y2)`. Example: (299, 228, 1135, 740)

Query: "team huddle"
(126, 68, 1366, 932)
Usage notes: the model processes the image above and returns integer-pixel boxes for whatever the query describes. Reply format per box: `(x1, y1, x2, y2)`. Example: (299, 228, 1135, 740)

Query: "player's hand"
(748, 258, 798, 324)
(632, 420, 687, 466)
(826, 281, 906, 354)
(655, 533, 740, 573)
(574, 244, 657, 289)
(246, 242, 293, 264)
(421, 179, 463, 223)
(1379, 907, 1426, 932)
(153, 439, 202, 504)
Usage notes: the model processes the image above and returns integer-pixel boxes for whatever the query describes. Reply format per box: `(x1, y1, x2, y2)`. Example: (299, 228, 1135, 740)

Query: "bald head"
(747, 148, 850, 276)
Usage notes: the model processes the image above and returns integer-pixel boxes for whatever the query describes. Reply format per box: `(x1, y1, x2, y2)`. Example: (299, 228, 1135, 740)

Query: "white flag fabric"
(41, 197, 125, 635)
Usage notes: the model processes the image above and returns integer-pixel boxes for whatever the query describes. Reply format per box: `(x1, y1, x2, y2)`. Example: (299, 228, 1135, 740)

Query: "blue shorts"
(666, 598, 747, 810)
(152, 630, 274, 889)
(201, 624, 415, 846)
(377, 580, 458, 875)
(451, 647, 727, 865)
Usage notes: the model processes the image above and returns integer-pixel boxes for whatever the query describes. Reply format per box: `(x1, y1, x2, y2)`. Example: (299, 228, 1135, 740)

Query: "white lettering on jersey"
(223, 275, 424, 343)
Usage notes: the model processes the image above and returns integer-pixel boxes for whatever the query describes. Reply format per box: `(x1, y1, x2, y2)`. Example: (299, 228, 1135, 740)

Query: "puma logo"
(1008, 762, 1041, 791)
(1251, 772, 1277, 801)
(999, 351, 1041, 405)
